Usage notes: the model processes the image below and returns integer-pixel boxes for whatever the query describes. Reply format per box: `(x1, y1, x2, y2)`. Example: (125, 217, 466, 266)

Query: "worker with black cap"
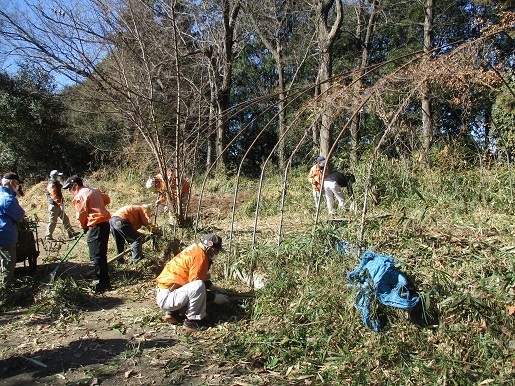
(0, 172, 26, 287)
(45, 170, 80, 241)
(63, 175, 112, 292)
(155, 233, 229, 332)
(307, 155, 330, 209)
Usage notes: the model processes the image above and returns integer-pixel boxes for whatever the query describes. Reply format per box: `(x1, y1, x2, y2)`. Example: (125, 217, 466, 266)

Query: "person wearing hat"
(155, 233, 229, 332)
(109, 204, 158, 264)
(45, 170, 79, 241)
(145, 169, 190, 215)
(307, 156, 330, 209)
(0, 172, 26, 287)
(62, 175, 112, 292)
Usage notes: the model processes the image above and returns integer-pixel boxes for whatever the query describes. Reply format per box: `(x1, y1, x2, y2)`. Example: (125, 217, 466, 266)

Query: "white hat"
(50, 170, 63, 177)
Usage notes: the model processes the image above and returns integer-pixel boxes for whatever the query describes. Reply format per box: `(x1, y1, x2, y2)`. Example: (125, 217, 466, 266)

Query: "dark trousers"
(87, 221, 110, 285)
(109, 216, 144, 263)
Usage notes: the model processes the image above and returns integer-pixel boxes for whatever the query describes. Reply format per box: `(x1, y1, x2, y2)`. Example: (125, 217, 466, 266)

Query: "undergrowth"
(5, 158, 515, 384)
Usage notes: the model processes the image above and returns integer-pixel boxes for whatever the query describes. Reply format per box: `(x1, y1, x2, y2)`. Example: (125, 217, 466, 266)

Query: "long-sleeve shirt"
(46, 178, 64, 205)
(308, 164, 329, 191)
(155, 172, 191, 203)
(72, 186, 111, 229)
(0, 187, 25, 246)
(156, 243, 210, 289)
(112, 205, 155, 231)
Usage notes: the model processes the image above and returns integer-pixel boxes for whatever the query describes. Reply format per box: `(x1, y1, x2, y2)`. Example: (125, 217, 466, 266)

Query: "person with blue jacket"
(0, 172, 26, 287)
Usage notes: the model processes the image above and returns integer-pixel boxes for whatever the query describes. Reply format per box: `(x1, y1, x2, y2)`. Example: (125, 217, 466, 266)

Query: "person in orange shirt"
(145, 169, 190, 214)
(45, 170, 79, 240)
(155, 233, 229, 332)
(63, 175, 112, 292)
(307, 156, 329, 209)
(109, 204, 157, 264)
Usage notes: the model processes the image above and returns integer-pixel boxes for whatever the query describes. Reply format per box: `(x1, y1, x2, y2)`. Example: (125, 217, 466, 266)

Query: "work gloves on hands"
(213, 293, 230, 305)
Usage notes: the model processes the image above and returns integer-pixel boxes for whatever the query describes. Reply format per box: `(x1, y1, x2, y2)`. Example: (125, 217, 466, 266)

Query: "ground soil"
(0, 185, 277, 386)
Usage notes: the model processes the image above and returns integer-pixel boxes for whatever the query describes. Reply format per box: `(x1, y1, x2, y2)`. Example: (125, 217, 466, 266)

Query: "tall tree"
(312, 0, 343, 158)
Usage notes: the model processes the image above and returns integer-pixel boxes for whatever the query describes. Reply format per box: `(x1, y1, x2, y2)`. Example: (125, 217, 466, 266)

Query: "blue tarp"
(347, 249, 420, 332)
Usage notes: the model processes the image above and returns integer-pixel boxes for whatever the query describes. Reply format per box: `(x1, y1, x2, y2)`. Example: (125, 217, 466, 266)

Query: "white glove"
(213, 293, 229, 305)
(163, 205, 169, 213)
(210, 285, 223, 294)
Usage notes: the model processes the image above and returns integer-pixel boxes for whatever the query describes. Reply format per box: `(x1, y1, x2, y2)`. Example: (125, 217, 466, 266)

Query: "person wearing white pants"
(155, 234, 229, 332)
(323, 172, 355, 215)
(308, 156, 329, 209)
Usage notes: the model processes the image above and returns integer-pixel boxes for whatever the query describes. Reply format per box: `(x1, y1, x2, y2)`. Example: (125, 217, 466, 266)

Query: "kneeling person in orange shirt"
(110, 204, 157, 264)
(155, 233, 229, 332)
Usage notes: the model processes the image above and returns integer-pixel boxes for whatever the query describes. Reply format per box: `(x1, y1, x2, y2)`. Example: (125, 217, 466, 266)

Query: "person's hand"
(59, 204, 65, 211)
(163, 205, 169, 213)
(213, 293, 229, 305)
(210, 285, 223, 294)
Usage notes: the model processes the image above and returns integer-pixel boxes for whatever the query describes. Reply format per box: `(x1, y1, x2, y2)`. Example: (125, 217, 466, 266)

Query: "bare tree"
(187, 0, 242, 168)
(311, 0, 343, 158)
(349, 0, 378, 166)
(0, 0, 205, 226)
(242, 0, 313, 170)
(421, 0, 434, 162)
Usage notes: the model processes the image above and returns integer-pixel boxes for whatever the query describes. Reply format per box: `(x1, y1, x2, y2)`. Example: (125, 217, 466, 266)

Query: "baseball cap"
(2, 172, 24, 184)
(201, 233, 224, 251)
(49, 170, 63, 177)
(315, 156, 326, 163)
(62, 175, 83, 189)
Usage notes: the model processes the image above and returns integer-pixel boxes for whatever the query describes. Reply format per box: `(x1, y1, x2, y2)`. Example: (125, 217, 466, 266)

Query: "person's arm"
(73, 195, 89, 230)
(101, 191, 110, 206)
(47, 183, 61, 205)
(7, 198, 25, 222)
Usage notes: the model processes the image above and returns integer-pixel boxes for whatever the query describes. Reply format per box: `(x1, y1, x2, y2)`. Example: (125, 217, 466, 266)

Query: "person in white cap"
(45, 170, 79, 241)
(307, 156, 329, 209)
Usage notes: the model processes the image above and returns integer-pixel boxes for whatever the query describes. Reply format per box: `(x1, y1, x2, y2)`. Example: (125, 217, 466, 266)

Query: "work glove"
(163, 205, 169, 214)
(209, 285, 223, 294)
(213, 293, 229, 305)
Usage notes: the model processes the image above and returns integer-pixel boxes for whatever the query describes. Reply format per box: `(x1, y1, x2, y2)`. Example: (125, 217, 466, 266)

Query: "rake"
(44, 230, 85, 285)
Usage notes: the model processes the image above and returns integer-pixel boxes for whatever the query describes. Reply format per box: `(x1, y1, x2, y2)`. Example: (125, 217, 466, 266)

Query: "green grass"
(6, 156, 515, 384)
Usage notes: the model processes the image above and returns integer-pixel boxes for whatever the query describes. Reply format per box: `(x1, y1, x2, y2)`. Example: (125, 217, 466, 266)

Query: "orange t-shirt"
(156, 243, 210, 289)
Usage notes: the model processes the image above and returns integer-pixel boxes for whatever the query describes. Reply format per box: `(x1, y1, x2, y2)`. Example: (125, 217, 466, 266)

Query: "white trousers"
(312, 189, 323, 208)
(324, 180, 345, 214)
(156, 280, 207, 320)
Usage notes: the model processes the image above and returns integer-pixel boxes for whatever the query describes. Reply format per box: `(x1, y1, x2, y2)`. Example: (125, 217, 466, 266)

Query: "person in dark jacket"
(0, 172, 25, 287)
(45, 170, 79, 240)
(323, 172, 355, 215)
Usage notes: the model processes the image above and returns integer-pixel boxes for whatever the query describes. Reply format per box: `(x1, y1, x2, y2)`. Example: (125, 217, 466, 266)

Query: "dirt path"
(0, 279, 268, 385)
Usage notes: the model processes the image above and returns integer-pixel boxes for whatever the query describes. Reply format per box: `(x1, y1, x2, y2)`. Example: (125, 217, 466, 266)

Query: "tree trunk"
(314, 0, 343, 158)
(421, 0, 434, 162)
(350, 0, 377, 166)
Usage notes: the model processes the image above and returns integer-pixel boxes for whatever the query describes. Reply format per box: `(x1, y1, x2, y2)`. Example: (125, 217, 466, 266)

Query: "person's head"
(62, 175, 84, 195)
(1, 172, 24, 193)
(315, 156, 326, 167)
(49, 170, 63, 180)
(200, 233, 224, 259)
(141, 204, 153, 217)
(145, 177, 157, 190)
